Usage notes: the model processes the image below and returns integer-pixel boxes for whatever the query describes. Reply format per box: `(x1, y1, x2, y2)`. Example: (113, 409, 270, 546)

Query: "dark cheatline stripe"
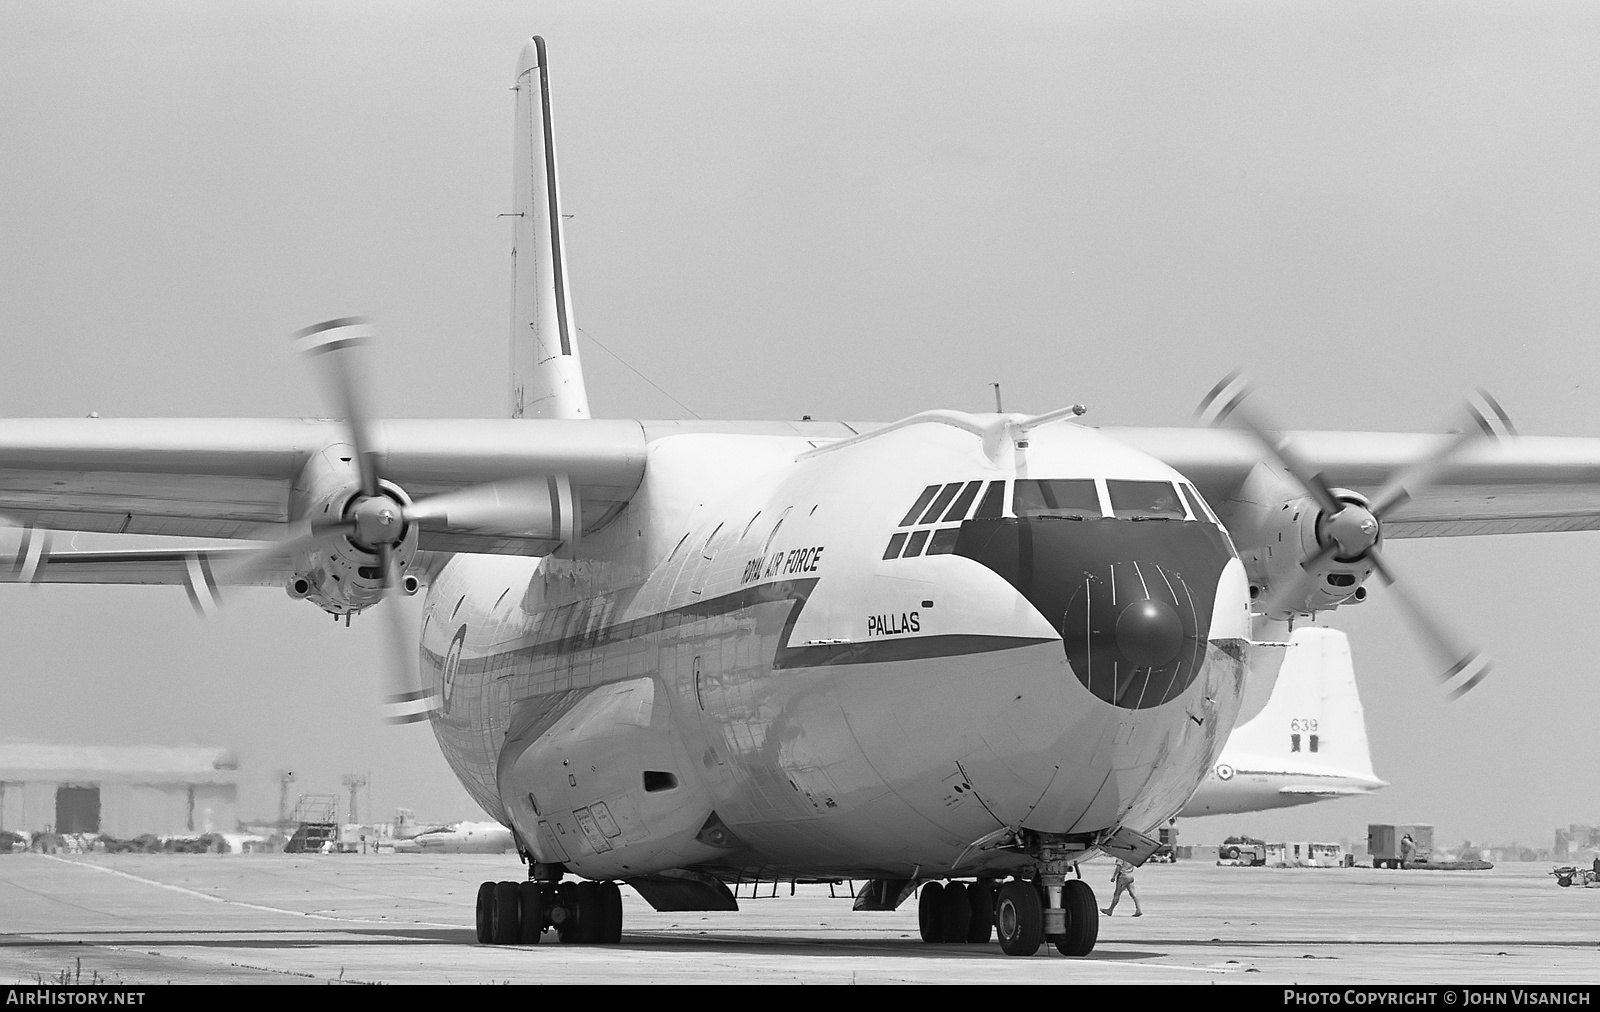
(423, 576, 1055, 686)
(774, 633, 1053, 669)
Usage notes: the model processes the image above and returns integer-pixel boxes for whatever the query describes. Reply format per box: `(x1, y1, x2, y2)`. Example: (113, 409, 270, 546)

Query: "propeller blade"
(376, 543, 436, 725)
(206, 518, 358, 588)
(1368, 548, 1492, 699)
(4, 522, 51, 584)
(403, 478, 553, 531)
(293, 318, 382, 497)
(1197, 371, 1340, 515)
(1368, 390, 1513, 519)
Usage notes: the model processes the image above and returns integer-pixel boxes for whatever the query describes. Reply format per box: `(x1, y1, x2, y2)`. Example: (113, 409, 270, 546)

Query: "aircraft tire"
(966, 881, 995, 943)
(491, 881, 521, 944)
(573, 881, 604, 944)
(556, 883, 581, 943)
(1053, 880, 1098, 957)
(917, 882, 946, 942)
(940, 881, 972, 942)
(995, 880, 1043, 957)
(518, 881, 544, 943)
(597, 880, 623, 944)
(474, 881, 495, 944)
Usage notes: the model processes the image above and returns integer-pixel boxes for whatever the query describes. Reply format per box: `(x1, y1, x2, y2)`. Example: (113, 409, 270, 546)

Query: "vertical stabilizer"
(511, 37, 590, 420)
(1225, 627, 1380, 781)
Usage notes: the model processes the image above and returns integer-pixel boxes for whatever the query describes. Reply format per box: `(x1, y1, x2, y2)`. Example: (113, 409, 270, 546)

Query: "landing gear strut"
(473, 872, 624, 945)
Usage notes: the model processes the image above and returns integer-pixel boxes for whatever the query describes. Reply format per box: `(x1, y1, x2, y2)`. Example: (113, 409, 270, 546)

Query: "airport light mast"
(342, 773, 368, 825)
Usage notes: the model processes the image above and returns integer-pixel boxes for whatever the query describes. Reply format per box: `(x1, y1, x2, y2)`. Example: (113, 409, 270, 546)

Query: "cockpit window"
(1177, 482, 1216, 524)
(1013, 479, 1101, 520)
(1106, 479, 1186, 520)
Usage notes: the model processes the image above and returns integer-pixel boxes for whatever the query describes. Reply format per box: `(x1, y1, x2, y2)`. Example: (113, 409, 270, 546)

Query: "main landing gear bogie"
(474, 876, 624, 946)
(922, 875, 1100, 957)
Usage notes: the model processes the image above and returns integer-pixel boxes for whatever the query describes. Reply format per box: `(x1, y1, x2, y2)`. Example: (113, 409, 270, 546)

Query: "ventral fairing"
(5, 37, 1600, 957)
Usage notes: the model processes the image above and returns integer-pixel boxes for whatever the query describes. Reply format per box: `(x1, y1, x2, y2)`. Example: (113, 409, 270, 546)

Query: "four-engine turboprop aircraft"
(8, 38, 1600, 958)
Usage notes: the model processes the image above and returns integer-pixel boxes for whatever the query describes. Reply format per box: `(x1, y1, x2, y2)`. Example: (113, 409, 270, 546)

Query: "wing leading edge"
(5, 416, 1600, 574)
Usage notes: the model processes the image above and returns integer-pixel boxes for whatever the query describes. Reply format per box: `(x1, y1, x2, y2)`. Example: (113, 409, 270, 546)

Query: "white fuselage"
(417, 420, 1252, 880)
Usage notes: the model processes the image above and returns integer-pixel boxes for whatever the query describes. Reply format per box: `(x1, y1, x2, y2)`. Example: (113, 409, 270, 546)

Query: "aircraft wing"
(5, 417, 1600, 566)
(0, 417, 649, 555)
(1103, 427, 1600, 538)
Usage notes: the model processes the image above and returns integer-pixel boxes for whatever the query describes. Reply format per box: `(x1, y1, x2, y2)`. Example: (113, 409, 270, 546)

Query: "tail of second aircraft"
(1225, 626, 1382, 783)
(510, 37, 590, 420)
(1182, 626, 1386, 817)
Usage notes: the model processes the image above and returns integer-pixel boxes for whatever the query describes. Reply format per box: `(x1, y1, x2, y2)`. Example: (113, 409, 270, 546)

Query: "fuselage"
(417, 418, 1252, 880)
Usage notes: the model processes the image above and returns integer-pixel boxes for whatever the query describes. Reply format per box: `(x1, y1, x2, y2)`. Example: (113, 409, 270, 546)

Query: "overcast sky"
(3, 2, 1599, 849)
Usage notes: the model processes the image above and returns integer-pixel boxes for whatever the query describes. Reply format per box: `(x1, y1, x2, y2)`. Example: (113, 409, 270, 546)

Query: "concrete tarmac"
(2, 853, 1597, 984)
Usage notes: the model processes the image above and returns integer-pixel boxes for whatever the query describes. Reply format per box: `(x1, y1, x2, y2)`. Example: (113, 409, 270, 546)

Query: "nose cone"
(1116, 597, 1184, 666)
(956, 515, 1234, 708)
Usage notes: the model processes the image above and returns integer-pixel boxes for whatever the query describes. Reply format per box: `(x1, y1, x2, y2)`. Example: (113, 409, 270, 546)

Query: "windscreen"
(1013, 479, 1101, 519)
(1105, 479, 1186, 520)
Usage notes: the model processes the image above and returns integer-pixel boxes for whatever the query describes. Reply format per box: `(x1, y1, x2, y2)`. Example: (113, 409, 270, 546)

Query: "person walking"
(1400, 833, 1416, 870)
(1102, 859, 1143, 916)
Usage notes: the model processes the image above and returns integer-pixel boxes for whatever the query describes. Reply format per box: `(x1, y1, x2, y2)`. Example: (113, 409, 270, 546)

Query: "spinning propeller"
(221, 318, 560, 723)
(1197, 371, 1512, 700)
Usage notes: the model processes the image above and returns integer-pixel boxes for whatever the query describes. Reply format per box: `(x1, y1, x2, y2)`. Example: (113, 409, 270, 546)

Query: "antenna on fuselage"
(992, 383, 1003, 412)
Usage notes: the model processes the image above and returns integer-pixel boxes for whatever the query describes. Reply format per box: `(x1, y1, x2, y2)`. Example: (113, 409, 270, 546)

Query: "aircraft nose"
(1115, 597, 1184, 667)
(955, 515, 1234, 709)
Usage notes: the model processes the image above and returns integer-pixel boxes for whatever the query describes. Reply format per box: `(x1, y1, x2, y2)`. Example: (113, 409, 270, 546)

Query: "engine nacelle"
(1222, 463, 1376, 617)
(284, 445, 420, 616)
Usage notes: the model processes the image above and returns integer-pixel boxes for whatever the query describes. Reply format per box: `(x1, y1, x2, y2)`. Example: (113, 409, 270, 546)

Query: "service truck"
(1369, 823, 1433, 868)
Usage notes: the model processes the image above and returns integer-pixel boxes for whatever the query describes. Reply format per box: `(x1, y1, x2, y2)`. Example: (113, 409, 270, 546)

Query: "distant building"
(1555, 824, 1599, 862)
(0, 742, 238, 838)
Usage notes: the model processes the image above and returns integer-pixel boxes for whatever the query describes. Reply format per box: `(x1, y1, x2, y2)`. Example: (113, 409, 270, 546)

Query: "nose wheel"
(473, 876, 624, 945)
(994, 875, 1099, 957)
(995, 880, 1044, 956)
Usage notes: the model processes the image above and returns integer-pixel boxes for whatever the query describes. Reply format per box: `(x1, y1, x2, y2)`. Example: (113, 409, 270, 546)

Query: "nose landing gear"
(474, 874, 624, 945)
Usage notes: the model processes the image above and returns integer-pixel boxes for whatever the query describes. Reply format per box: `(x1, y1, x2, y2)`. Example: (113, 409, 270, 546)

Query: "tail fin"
(510, 37, 590, 420)
(1224, 627, 1381, 781)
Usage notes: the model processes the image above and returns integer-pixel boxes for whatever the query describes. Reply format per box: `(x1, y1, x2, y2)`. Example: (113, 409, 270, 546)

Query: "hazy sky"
(3, 2, 1600, 849)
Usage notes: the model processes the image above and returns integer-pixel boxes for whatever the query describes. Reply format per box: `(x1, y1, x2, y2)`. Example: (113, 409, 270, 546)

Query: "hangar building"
(0, 742, 239, 837)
